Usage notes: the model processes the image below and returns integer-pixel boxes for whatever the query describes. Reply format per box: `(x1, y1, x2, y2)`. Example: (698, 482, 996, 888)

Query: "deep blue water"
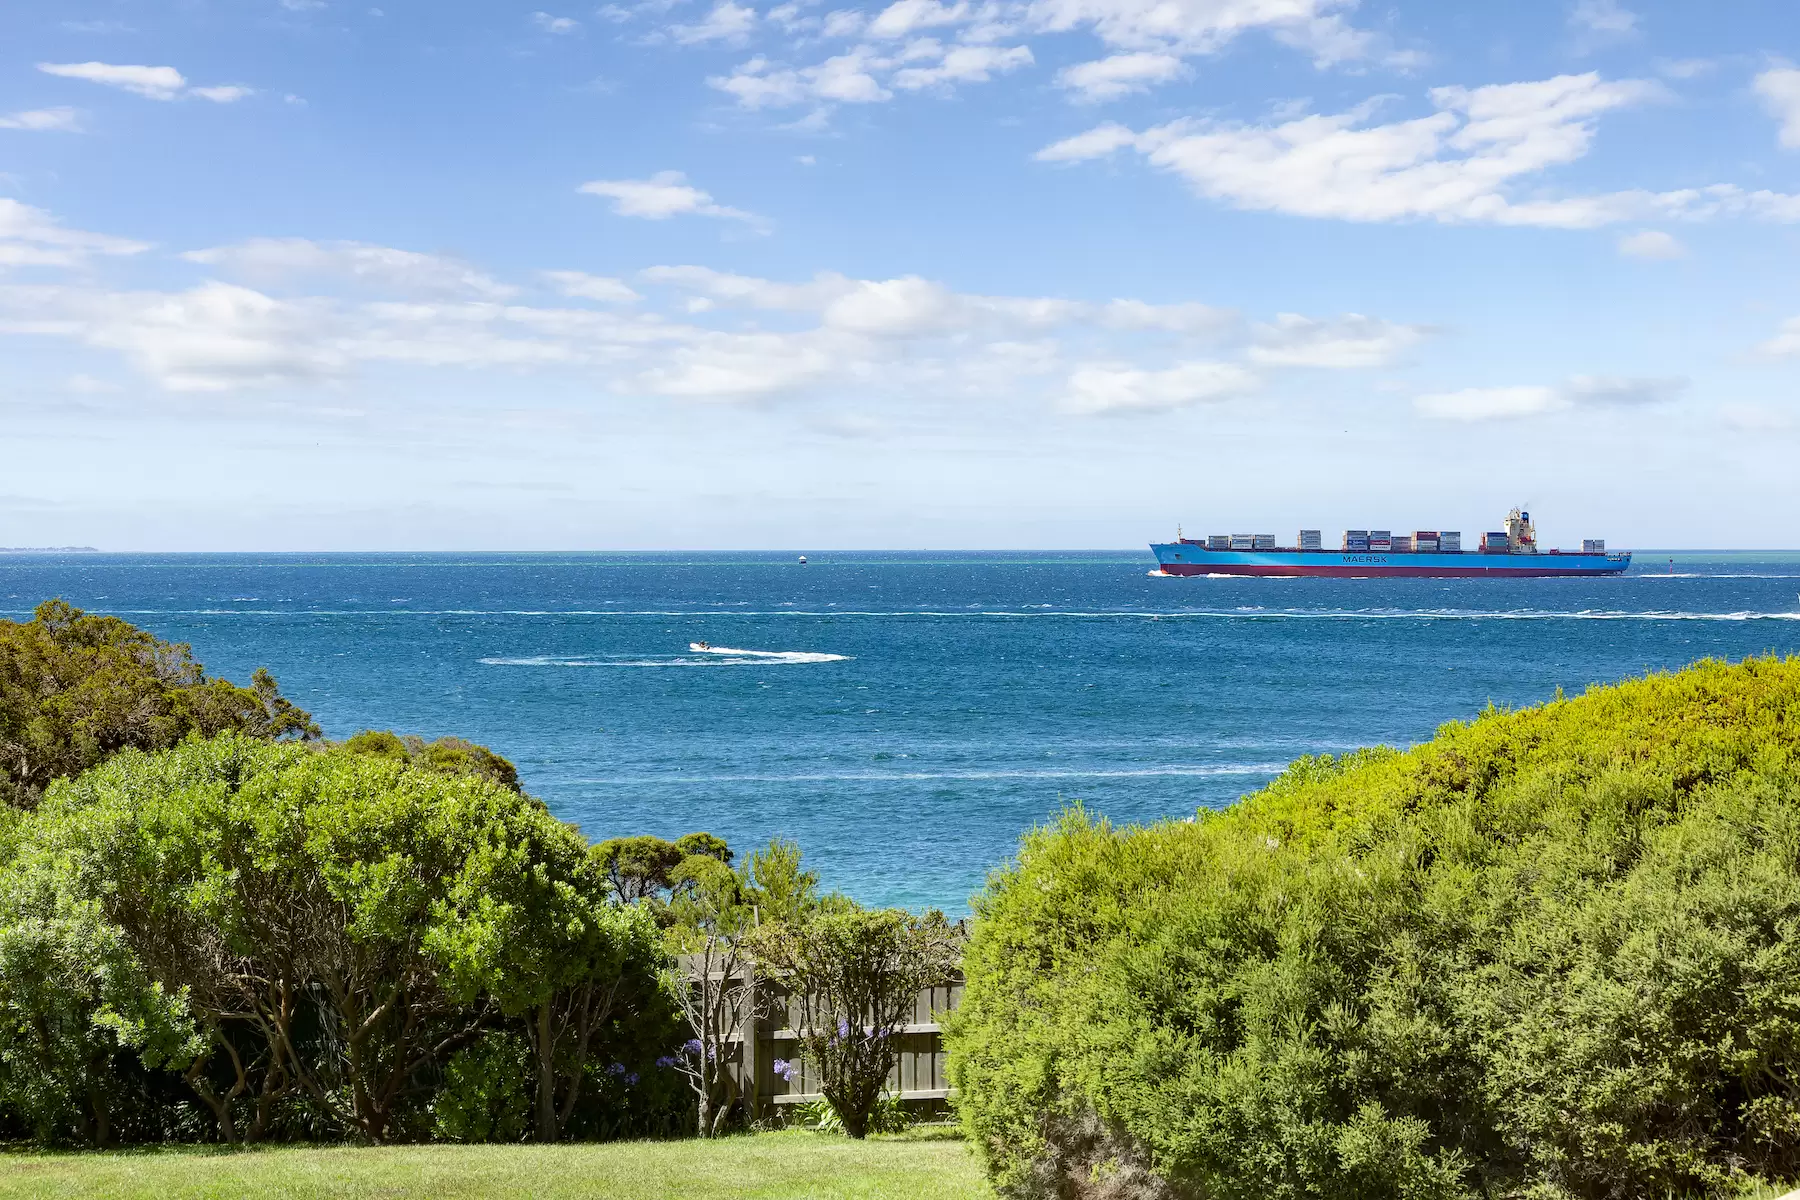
(4, 550, 1799, 913)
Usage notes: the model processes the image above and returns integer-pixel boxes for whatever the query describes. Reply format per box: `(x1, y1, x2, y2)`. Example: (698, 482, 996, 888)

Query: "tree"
(664, 854, 760, 1137)
(752, 907, 959, 1139)
(432, 831, 667, 1142)
(593, 832, 735, 907)
(0, 599, 317, 809)
(0, 846, 202, 1144)
(25, 733, 662, 1145)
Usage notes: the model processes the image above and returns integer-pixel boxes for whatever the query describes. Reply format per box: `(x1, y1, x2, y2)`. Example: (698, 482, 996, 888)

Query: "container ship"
(1151, 508, 1631, 579)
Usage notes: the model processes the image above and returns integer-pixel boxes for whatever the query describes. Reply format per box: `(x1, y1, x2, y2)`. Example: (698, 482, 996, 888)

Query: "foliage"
(663, 853, 758, 1137)
(793, 1094, 916, 1137)
(753, 907, 959, 1139)
(657, 837, 833, 1137)
(949, 656, 1800, 1200)
(431, 1031, 533, 1143)
(0, 600, 317, 809)
(1, 734, 666, 1146)
(341, 730, 522, 794)
(593, 832, 734, 907)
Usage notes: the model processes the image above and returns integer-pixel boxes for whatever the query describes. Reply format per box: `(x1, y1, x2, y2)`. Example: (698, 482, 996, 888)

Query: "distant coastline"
(0, 547, 99, 553)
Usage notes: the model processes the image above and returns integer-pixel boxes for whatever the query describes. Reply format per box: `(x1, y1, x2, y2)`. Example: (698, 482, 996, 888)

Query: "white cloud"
(669, 2, 756, 44)
(38, 62, 253, 104)
(578, 171, 763, 224)
(893, 44, 1033, 90)
(1057, 52, 1188, 102)
(1062, 360, 1259, 414)
(39, 62, 187, 100)
(821, 276, 961, 335)
(0, 243, 1384, 417)
(636, 331, 839, 399)
(14, 281, 350, 392)
(184, 238, 516, 299)
(188, 85, 255, 104)
(543, 271, 642, 303)
(532, 11, 581, 32)
(1417, 375, 1684, 421)
(1416, 385, 1564, 421)
(1760, 316, 1800, 358)
(1036, 120, 1139, 161)
(1755, 68, 1800, 150)
(1099, 298, 1234, 335)
(1616, 229, 1684, 259)
(711, 50, 897, 108)
(0, 199, 149, 269)
(867, 0, 968, 39)
(1248, 313, 1427, 367)
(1569, 0, 1637, 39)
(1025, 0, 1372, 65)
(1034, 73, 1778, 229)
(0, 107, 82, 132)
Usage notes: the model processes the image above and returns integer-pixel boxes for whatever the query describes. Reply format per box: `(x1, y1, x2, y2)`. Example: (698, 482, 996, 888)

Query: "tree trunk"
(535, 998, 558, 1142)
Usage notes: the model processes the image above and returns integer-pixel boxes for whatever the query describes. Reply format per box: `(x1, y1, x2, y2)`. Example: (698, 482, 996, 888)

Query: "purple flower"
(625, 1072, 639, 1087)
(655, 1055, 679, 1069)
(683, 1038, 704, 1056)
(773, 1058, 799, 1083)
(607, 1062, 627, 1076)
(838, 1019, 850, 1039)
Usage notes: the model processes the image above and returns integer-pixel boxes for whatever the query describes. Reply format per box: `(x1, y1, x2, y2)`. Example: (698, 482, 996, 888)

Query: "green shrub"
(433, 1032, 533, 1143)
(948, 657, 1800, 1200)
(1, 734, 667, 1146)
(0, 600, 316, 809)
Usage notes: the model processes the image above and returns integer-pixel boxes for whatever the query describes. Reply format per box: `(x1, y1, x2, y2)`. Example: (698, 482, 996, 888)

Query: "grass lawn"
(0, 1129, 989, 1199)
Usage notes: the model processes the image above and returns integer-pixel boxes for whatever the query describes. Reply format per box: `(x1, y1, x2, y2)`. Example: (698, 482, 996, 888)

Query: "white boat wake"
(688, 643, 849, 663)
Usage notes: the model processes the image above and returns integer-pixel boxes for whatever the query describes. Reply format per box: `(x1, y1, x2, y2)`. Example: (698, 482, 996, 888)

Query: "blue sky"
(1, 0, 1797, 550)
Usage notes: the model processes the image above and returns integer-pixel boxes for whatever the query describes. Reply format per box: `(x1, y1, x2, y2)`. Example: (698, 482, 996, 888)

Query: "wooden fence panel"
(678, 958, 963, 1119)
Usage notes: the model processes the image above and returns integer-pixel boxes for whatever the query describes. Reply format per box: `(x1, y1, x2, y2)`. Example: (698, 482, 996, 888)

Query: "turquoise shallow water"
(5, 550, 1800, 912)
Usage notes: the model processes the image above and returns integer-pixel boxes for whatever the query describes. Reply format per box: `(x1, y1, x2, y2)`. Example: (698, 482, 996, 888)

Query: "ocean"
(5, 550, 1799, 913)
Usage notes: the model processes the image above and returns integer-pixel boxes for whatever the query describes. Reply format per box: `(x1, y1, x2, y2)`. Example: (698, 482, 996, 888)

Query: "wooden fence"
(682, 960, 964, 1121)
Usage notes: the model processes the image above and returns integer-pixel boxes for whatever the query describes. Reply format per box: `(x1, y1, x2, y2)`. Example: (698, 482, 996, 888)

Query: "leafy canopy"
(949, 656, 1800, 1200)
(0, 600, 317, 809)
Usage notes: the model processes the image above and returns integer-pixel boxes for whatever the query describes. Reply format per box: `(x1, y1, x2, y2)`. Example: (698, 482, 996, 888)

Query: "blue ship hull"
(1151, 543, 1632, 578)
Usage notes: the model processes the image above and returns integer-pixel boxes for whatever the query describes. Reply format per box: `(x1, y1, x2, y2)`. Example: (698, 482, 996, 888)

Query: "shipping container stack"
(1481, 532, 1509, 553)
(1208, 534, 1231, 551)
(1230, 533, 1254, 550)
(1391, 534, 1413, 553)
(1252, 534, 1276, 550)
(1582, 539, 1606, 553)
(1414, 531, 1439, 552)
(1298, 529, 1323, 551)
(1369, 530, 1392, 551)
(1441, 531, 1462, 552)
(1343, 529, 1370, 551)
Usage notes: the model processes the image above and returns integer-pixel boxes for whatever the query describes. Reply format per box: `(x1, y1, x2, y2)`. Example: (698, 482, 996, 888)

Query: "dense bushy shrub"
(948, 657, 1800, 1200)
(0, 600, 317, 809)
(0, 734, 671, 1145)
(340, 729, 523, 794)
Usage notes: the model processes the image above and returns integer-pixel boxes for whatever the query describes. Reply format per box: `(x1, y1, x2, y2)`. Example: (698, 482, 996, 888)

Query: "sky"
(1, 0, 1798, 550)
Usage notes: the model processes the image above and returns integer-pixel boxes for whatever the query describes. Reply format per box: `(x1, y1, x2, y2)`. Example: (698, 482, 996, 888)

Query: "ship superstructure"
(1151, 508, 1631, 578)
